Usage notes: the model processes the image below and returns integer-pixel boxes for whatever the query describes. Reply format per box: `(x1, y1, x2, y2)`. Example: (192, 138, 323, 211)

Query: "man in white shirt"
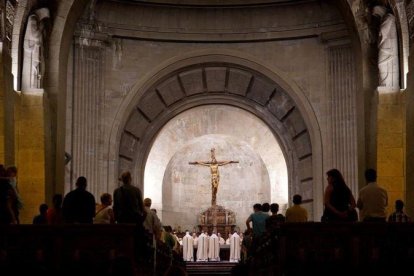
(357, 169, 388, 222)
(229, 231, 241, 262)
(208, 231, 220, 261)
(182, 231, 194, 261)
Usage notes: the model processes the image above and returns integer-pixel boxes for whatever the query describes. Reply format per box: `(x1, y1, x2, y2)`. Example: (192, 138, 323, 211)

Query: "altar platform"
(184, 244, 233, 262)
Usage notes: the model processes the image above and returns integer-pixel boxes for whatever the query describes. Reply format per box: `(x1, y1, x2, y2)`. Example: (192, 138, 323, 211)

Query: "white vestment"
(218, 236, 225, 245)
(208, 233, 220, 261)
(182, 232, 194, 261)
(229, 232, 241, 262)
(196, 233, 209, 261)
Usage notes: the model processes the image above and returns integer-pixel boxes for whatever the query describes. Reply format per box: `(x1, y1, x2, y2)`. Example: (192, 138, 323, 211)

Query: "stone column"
(68, 21, 107, 197)
(405, 46, 414, 218)
(327, 44, 359, 193)
(0, 0, 16, 165)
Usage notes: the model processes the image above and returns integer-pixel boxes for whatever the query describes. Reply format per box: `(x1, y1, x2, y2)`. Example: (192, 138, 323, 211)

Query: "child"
(388, 199, 410, 222)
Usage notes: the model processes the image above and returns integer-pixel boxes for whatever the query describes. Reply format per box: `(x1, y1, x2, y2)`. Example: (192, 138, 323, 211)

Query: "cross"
(189, 148, 238, 206)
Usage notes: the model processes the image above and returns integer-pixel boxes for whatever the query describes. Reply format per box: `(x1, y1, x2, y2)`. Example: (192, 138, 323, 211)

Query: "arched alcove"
(144, 105, 288, 230)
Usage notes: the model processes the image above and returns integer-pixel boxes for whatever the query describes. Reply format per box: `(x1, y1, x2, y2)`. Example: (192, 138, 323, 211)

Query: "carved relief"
(373, 5, 400, 91)
(405, 0, 414, 44)
(2, 0, 16, 53)
(112, 38, 123, 69)
(22, 8, 50, 90)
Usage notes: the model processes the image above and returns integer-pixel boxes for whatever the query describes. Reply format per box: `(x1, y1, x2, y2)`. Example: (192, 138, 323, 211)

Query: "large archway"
(115, 57, 322, 219)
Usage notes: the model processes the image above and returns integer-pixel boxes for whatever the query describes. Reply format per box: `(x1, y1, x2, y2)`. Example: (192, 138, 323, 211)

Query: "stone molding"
(99, 0, 345, 42)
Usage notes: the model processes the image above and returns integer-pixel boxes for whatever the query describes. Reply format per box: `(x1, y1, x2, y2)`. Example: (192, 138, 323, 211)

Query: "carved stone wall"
(405, 0, 414, 44)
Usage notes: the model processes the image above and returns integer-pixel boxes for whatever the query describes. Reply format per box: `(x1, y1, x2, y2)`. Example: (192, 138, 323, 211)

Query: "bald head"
(144, 198, 152, 207)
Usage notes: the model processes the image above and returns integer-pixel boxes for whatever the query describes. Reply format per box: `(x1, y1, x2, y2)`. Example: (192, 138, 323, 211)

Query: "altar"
(198, 205, 237, 237)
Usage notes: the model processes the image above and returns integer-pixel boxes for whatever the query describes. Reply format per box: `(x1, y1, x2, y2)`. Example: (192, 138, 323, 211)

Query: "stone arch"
(113, 53, 323, 219)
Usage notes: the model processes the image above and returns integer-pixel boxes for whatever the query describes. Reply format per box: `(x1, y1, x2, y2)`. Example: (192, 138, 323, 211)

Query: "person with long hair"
(322, 169, 357, 222)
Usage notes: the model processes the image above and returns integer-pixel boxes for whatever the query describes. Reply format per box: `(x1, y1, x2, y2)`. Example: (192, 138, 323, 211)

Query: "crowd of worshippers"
(1, 167, 411, 237)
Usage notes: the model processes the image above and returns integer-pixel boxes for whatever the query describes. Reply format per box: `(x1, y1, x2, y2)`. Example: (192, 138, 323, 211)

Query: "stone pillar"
(67, 21, 107, 196)
(406, 46, 414, 218)
(0, 0, 17, 165)
(376, 90, 404, 215)
(327, 44, 359, 193)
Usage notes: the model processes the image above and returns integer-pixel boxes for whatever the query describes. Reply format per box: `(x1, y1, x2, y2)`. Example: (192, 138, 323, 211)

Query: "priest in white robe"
(217, 233, 225, 245)
(208, 232, 220, 261)
(225, 233, 232, 245)
(196, 231, 209, 261)
(182, 231, 194, 261)
(229, 231, 241, 263)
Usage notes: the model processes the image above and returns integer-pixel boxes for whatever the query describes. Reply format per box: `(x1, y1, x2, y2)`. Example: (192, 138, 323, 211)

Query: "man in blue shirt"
(246, 203, 269, 242)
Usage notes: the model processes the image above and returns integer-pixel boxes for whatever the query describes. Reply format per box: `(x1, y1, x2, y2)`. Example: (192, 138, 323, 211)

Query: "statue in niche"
(372, 5, 399, 91)
(189, 148, 238, 206)
(22, 8, 50, 90)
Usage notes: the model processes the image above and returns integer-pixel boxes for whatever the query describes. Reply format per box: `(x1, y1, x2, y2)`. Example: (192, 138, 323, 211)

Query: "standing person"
(225, 233, 232, 245)
(196, 231, 209, 262)
(246, 203, 269, 242)
(182, 231, 194, 262)
(217, 233, 225, 245)
(357, 169, 388, 222)
(143, 198, 162, 240)
(113, 171, 145, 224)
(322, 169, 357, 222)
(0, 166, 18, 224)
(47, 194, 63, 224)
(261, 202, 270, 214)
(388, 199, 410, 222)
(62, 176, 96, 223)
(285, 194, 308, 222)
(6, 166, 23, 212)
(33, 203, 48, 224)
(229, 231, 241, 263)
(163, 226, 177, 253)
(266, 203, 285, 233)
(208, 231, 220, 261)
(94, 193, 115, 224)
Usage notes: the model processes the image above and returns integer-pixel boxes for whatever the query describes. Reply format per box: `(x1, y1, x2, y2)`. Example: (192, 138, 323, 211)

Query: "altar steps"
(186, 261, 238, 275)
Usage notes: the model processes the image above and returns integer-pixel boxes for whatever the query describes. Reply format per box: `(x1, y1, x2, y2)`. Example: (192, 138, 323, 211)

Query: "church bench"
(0, 224, 183, 275)
(244, 222, 414, 275)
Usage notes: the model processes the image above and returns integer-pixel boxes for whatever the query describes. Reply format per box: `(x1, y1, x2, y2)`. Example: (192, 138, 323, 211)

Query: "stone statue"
(189, 148, 238, 206)
(22, 8, 50, 90)
(372, 5, 399, 91)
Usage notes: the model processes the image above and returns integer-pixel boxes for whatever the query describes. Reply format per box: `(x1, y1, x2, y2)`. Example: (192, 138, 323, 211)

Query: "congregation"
(0, 165, 411, 265)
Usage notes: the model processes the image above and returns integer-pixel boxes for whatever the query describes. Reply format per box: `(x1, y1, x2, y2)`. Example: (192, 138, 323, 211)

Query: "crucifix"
(189, 148, 239, 206)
